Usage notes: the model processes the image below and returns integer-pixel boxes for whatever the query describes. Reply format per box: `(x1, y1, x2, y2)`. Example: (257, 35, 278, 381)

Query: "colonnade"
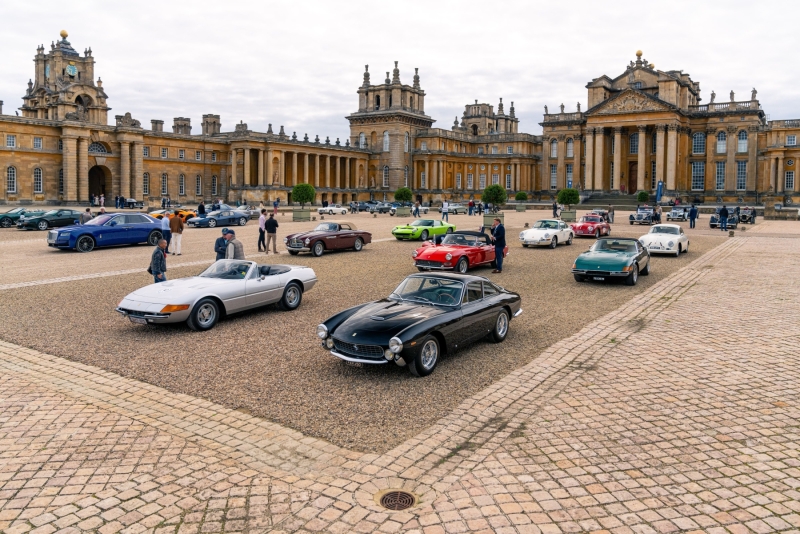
(412, 158, 536, 192)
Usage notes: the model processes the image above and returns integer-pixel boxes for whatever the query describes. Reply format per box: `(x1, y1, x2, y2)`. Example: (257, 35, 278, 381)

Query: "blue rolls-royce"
(47, 213, 163, 252)
(186, 209, 249, 228)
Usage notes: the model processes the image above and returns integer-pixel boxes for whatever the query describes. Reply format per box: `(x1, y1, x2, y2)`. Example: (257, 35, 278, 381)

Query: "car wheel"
(566, 233, 573, 245)
(408, 335, 440, 377)
(238, 217, 247, 226)
(595, 230, 600, 239)
(456, 257, 469, 273)
(147, 230, 162, 246)
(208, 219, 217, 228)
(629, 221, 634, 225)
(549, 236, 558, 249)
(187, 298, 219, 331)
(684, 241, 689, 253)
(353, 237, 363, 251)
(37, 220, 49, 231)
(574, 273, 586, 282)
(76, 235, 95, 252)
(640, 260, 650, 275)
(288, 250, 300, 256)
(312, 241, 325, 257)
(0, 218, 12, 228)
(278, 282, 303, 311)
(446, 227, 453, 234)
(420, 230, 429, 241)
(674, 245, 681, 257)
(625, 264, 639, 286)
(490, 310, 509, 343)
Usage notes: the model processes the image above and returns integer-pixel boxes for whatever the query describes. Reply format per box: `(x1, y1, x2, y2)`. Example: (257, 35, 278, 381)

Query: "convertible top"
(326, 220, 357, 229)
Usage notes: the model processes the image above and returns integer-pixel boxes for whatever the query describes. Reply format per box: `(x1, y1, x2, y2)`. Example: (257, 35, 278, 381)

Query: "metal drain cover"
(379, 490, 416, 510)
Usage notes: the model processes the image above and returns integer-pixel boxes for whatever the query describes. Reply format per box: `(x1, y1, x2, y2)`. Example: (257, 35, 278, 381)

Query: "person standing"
(468, 199, 474, 216)
(552, 200, 558, 218)
(79, 208, 93, 224)
(258, 209, 267, 252)
(160, 211, 172, 251)
(489, 218, 506, 274)
(689, 204, 698, 229)
(265, 213, 279, 254)
(161, 197, 166, 209)
(413, 200, 420, 217)
(197, 200, 206, 217)
(719, 205, 729, 231)
(214, 228, 228, 260)
(169, 211, 184, 255)
(655, 204, 662, 223)
(441, 200, 449, 222)
(150, 239, 168, 283)
(273, 198, 279, 216)
(607, 204, 615, 224)
(223, 229, 245, 259)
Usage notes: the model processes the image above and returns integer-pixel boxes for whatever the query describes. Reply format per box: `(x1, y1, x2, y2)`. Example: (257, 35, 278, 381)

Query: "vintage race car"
(519, 219, 574, 248)
(392, 219, 455, 241)
(284, 221, 372, 256)
(666, 206, 690, 221)
(413, 231, 507, 273)
(629, 207, 655, 225)
(317, 204, 348, 215)
(570, 215, 610, 238)
(709, 208, 739, 229)
(739, 207, 756, 224)
(116, 260, 317, 330)
(316, 272, 522, 376)
(572, 237, 651, 286)
(638, 224, 689, 256)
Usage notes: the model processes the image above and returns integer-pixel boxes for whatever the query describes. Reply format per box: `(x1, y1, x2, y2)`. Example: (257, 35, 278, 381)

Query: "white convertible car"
(116, 260, 317, 330)
(519, 219, 574, 248)
(318, 204, 348, 215)
(638, 224, 689, 256)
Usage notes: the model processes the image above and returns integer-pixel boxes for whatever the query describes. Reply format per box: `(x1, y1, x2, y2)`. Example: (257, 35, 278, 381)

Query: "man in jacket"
(223, 229, 245, 259)
(689, 204, 698, 229)
(79, 208, 93, 224)
(265, 213, 279, 254)
(490, 217, 506, 274)
(719, 205, 729, 231)
(552, 200, 558, 218)
(214, 228, 228, 260)
(169, 212, 184, 255)
(197, 201, 206, 216)
(160, 212, 172, 250)
(150, 239, 168, 283)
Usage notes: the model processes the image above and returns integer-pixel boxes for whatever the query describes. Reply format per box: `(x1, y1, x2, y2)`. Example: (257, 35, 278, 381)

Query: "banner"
(656, 181, 664, 203)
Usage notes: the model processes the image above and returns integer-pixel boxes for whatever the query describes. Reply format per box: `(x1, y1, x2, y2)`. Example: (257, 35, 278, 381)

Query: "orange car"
(149, 209, 197, 221)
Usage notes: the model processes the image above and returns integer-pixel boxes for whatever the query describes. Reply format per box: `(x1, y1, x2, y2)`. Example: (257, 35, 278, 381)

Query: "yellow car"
(149, 209, 197, 222)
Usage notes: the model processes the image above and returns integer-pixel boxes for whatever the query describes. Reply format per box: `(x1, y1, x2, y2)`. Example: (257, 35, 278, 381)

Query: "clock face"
(66, 65, 77, 77)
(45, 65, 50, 78)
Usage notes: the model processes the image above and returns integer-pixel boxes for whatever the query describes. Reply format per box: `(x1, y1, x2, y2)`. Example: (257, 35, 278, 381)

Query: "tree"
(556, 188, 580, 210)
(482, 184, 507, 206)
(515, 191, 528, 201)
(637, 190, 650, 203)
(291, 183, 315, 207)
(394, 187, 413, 203)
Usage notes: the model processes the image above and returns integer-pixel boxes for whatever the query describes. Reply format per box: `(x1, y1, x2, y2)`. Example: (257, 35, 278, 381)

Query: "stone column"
(120, 141, 131, 199)
(585, 129, 595, 190)
(656, 124, 666, 190)
(557, 135, 566, 189)
(345, 158, 351, 189)
(613, 127, 622, 192)
(747, 126, 758, 191)
(303, 153, 309, 184)
(666, 124, 678, 191)
(725, 126, 736, 191)
(573, 134, 582, 188)
(258, 149, 264, 186)
(636, 126, 647, 192)
(292, 152, 298, 186)
(706, 129, 715, 191)
(266, 149, 273, 188)
(515, 163, 520, 191)
(324, 155, 330, 188)
(314, 154, 320, 187)
(231, 149, 237, 186)
(769, 156, 777, 191)
(541, 138, 550, 192)
(78, 137, 89, 202)
(777, 156, 785, 192)
(424, 160, 429, 189)
(244, 148, 251, 186)
(334, 156, 340, 189)
(132, 142, 143, 200)
(278, 150, 284, 186)
(594, 128, 605, 191)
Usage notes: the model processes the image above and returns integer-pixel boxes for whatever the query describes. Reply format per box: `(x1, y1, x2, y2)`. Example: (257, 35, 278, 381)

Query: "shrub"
(515, 191, 528, 201)
(291, 183, 315, 207)
(394, 187, 413, 203)
(556, 188, 580, 209)
(637, 190, 650, 203)
(482, 184, 508, 206)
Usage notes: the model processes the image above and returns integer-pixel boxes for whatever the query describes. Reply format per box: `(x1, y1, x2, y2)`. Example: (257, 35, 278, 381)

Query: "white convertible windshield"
(390, 276, 464, 306)
(650, 226, 679, 235)
(533, 220, 559, 229)
(199, 260, 252, 279)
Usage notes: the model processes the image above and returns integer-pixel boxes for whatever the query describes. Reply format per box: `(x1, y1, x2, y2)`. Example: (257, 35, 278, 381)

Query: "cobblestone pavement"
(2, 230, 799, 533)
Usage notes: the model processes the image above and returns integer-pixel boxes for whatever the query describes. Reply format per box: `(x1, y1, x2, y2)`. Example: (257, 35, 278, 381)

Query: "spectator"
(552, 200, 558, 218)
(689, 204, 698, 229)
(719, 205, 729, 231)
(413, 200, 420, 217)
(477, 201, 484, 215)
(490, 218, 506, 274)
(79, 208, 93, 224)
(114, 195, 119, 209)
(150, 239, 168, 283)
(161, 197, 167, 209)
(273, 198, 279, 215)
(655, 204, 662, 223)
(160, 211, 172, 251)
(441, 200, 449, 222)
(197, 200, 206, 216)
(607, 204, 615, 224)
(468, 199, 474, 216)
(265, 213, 279, 254)
(258, 209, 267, 252)
(169, 211, 184, 255)
(99, 207, 106, 215)
(223, 229, 245, 259)
(214, 228, 228, 260)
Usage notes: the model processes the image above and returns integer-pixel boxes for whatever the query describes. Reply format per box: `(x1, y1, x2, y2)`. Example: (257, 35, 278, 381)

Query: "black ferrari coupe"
(316, 273, 522, 377)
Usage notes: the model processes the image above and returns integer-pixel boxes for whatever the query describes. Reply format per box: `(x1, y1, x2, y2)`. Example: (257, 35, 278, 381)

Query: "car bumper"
(520, 238, 551, 246)
(287, 246, 311, 252)
(392, 232, 418, 239)
(644, 245, 677, 254)
(414, 261, 452, 270)
(328, 350, 389, 365)
(572, 268, 630, 278)
(115, 306, 189, 324)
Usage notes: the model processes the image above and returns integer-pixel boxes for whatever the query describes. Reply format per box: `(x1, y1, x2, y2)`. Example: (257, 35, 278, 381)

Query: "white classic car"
(116, 260, 317, 330)
(638, 224, 689, 256)
(318, 204, 348, 215)
(519, 219, 574, 248)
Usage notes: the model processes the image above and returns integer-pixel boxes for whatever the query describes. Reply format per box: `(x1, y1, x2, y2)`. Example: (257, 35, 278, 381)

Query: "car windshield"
(580, 217, 603, 223)
(390, 275, 464, 307)
(651, 225, 679, 235)
(199, 260, 252, 279)
(591, 239, 638, 253)
(42, 210, 61, 216)
(411, 220, 433, 227)
(314, 223, 340, 231)
(83, 215, 113, 226)
(206, 211, 222, 217)
(441, 234, 478, 246)
(8, 208, 24, 214)
(638, 207, 653, 213)
(533, 220, 559, 229)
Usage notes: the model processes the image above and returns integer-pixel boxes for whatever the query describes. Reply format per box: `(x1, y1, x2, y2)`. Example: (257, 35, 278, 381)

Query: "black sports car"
(316, 273, 522, 377)
(17, 209, 83, 230)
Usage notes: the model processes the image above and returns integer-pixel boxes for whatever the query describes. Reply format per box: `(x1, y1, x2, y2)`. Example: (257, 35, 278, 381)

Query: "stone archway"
(89, 165, 111, 198)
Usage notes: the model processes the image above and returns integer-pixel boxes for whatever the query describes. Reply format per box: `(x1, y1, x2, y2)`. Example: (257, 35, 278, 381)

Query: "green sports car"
(572, 237, 651, 286)
(0, 207, 47, 228)
(392, 219, 456, 241)
(17, 209, 83, 230)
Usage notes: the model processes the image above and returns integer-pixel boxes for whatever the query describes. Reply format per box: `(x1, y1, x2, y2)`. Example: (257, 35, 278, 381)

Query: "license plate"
(129, 316, 147, 325)
(650, 246, 661, 250)
(593, 276, 605, 281)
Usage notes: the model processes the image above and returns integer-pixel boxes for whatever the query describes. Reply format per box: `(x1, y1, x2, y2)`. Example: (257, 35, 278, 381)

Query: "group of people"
(150, 224, 247, 284)
(90, 194, 105, 207)
(160, 197, 173, 209)
(158, 212, 185, 256)
(466, 200, 490, 216)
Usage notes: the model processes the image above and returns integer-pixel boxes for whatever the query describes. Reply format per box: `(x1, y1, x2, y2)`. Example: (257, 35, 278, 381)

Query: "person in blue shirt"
(160, 212, 172, 250)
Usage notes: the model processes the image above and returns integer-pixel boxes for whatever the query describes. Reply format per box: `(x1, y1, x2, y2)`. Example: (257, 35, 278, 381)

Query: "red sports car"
(412, 231, 508, 273)
(570, 215, 611, 238)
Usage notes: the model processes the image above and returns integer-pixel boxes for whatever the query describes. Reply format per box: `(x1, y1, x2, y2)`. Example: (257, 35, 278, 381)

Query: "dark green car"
(572, 237, 651, 286)
(17, 209, 83, 231)
(0, 207, 47, 228)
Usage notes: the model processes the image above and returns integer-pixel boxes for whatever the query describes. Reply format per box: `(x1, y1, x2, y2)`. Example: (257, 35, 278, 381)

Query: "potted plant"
(291, 183, 315, 222)
(394, 187, 413, 217)
(514, 191, 528, 212)
(556, 188, 580, 222)
(637, 190, 649, 203)
(481, 184, 507, 227)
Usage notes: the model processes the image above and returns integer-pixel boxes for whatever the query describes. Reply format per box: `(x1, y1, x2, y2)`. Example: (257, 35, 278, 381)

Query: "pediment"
(589, 90, 674, 116)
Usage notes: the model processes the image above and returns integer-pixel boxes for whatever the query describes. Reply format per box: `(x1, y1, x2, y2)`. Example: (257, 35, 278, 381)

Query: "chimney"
(172, 117, 192, 135)
(0, 101, 3, 115)
(201, 114, 221, 135)
(151, 119, 164, 132)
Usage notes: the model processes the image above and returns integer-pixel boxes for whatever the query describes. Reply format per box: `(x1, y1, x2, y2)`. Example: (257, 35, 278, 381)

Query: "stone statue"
(560, 103, 565, 113)
(730, 90, 735, 102)
(710, 90, 716, 103)
(369, 175, 376, 188)
(272, 169, 280, 185)
(359, 174, 365, 188)
(751, 87, 757, 100)
(628, 70, 635, 83)
(544, 105, 548, 114)
(576, 102, 581, 112)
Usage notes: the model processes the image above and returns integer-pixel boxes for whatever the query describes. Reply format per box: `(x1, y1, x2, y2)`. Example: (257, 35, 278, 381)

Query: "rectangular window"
(651, 160, 657, 189)
(161, 147, 168, 158)
(479, 174, 486, 189)
(421, 141, 427, 150)
(692, 134, 705, 154)
(566, 142, 574, 158)
(420, 172, 426, 188)
(506, 146, 513, 154)
(195, 176, 202, 195)
(715, 161, 725, 190)
(737, 161, 747, 190)
(195, 150, 202, 161)
(179, 176, 185, 195)
(633, 81, 642, 89)
(161, 175, 168, 195)
(143, 146, 150, 157)
(550, 164, 557, 190)
(456, 173, 462, 189)
(467, 173, 474, 189)
(610, 162, 614, 189)
(652, 133, 657, 153)
(786, 171, 796, 191)
(630, 134, 639, 155)
(33, 137, 42, 149)
(566, 163, 573, 183)
(58, 139, 63, 151)
(737, 134, 747, 153)
(505, 174, 512, 189)
(491, 146, 498, 154)
(491, 173, 499, 185)
(211, 152, 217, 162)
(788, 135, 797, 146)
(143, 174, 150, 195)
(33, 169, 43, 193)
(692, 161, 705, 191)
(477, 147, 484, 154)
(717, 135, 726, 154)
(6, 135, 16, 148)
(7, 170, 17, 193)
(179, 149, 185, 160)
(59, 169, 64, 194)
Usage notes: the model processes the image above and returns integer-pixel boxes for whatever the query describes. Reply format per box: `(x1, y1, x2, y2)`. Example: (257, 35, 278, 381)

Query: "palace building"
(1, 34, 798, 207)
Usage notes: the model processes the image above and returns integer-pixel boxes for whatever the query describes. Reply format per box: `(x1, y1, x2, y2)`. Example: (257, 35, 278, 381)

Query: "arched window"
(566, 138, 574, 158)
(359, 132, 365, 149)
(383, 131, 389, 152)
(717, 131, 727, 153)
(404, 165, 409, 187)
(737, 130, 748, 153)
(195, 175, 202, 196)
(33, 168, 43, 193)
(58, 169, 64, 194)
(404, 132, 409, 153)
(6, 167, 17, 193)
(382, 165, 389, 187)
(142, 173, 150, 195)
(471, 124, 478, 135)
(161, 173, 168, 195)
(179, 174, 185, 196)
(211, 175, 218, 196)
(87, 142, 107, 153)
(550, 139, 557, 158)
(692, 132, 705, 154)
(630, 133, 639, 154)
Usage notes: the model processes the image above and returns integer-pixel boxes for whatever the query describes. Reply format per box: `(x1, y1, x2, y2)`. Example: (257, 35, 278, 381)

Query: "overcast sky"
(1, 0, 797, 140)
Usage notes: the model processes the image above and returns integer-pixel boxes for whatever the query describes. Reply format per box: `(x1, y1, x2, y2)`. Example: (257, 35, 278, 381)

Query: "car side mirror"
(109, 221, 117, 226)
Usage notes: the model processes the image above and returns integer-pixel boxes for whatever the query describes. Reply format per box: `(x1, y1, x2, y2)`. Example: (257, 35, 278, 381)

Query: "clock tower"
(21, 30, 110, 124)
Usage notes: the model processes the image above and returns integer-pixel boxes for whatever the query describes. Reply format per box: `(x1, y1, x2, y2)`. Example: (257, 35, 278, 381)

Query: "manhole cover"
(379, 490, 416, 511)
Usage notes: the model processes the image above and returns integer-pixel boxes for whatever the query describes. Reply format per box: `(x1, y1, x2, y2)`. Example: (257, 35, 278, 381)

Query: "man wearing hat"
(214, 228, 229, 260)
(223, 228, 245, 260)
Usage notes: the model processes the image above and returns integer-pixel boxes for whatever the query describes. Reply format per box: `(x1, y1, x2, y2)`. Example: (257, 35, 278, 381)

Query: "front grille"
(47, 230, 58, 243)
(415, 260, 443, 268)
(585, 270, 612, 276)
(288, 238, 304, 248)
(333, 338, 384, 360)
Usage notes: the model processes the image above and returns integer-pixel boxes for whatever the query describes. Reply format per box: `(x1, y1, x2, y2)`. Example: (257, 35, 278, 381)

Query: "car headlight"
(389, 337, 403, 354)
(519, 232, 524, 239)
(283, 238, 288, 243)
(412, 251, 418, 258)
(668, 241, 674, 248)
(445, 253, 452, 260)
(304, 238, 311, 245)
(588, 226, 594, 232)
(543, 233, 550, 239)
(316, 324, 328, 339)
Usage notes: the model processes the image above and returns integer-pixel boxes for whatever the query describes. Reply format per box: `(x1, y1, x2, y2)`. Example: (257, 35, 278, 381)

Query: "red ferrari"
(412, 231, 508, 273)
(570, 214, 611, 238)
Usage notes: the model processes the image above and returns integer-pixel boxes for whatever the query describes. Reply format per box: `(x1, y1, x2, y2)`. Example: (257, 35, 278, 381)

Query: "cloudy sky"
(1, 0, 797, 140)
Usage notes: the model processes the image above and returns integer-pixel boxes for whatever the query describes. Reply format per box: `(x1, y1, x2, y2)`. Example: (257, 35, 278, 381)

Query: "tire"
(490, 310, 509, 343)
(549, 236, 558, 249)
(353, 237, 363, 251)
(566, 233, 573, 245)
(288, 250, 300, 256)
(208, 219, 217, 228)
(187, 298, 219, 331)
(147, 230, 162, 246)
(674, 245, 681, 257)
(37, 220, 49, 231)
(629, 221, 634, 225)
(684, 241, 689, 253)
(595, 230, 600, 239)
(0, 218, 12, 228)
(420, 230, 429, 241)
(640, 260, 650, 275)
(625, 264, 639, 286)
(238, 217, 247, 226)
(574, 273, 586, 282)
(408, 335, 440, 377)
(446, 227, 453, 234)
(277, 282, 303, 311)
(455, 257, 469, 273)
(312, 241, 325, 257)
(76, 235, 95, 252)
(522, 244, 528, 248)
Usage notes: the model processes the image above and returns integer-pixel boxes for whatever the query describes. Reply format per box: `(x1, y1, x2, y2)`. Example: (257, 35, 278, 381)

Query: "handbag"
(147, 266, 153, 274)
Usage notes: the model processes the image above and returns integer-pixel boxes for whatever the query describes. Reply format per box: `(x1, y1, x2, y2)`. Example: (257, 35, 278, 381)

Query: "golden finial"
(635, 50, 642, 57)
(650, 63, 655, 69)
(60, 30, 68, 39)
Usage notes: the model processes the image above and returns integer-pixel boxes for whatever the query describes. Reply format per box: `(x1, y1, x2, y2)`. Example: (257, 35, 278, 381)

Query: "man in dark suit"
(490, 217, 506, 273)
(719, 205, 729, 231)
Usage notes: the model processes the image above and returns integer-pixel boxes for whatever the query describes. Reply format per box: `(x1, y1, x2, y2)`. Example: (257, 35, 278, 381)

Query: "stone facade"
(1, 36, 799, 206)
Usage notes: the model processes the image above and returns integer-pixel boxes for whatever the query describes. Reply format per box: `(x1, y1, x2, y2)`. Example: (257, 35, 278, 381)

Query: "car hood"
(415, 244, 475, 257)
(126, 276, 234, 303)
(576, 250, 635, 268)
(521, 228, 556, 237)
(640, 233, 678, 241)
(334, 299, 449, 342)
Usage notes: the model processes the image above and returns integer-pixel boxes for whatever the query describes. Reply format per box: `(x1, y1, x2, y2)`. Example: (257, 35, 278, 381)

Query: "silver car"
(116, 260, 317, 330)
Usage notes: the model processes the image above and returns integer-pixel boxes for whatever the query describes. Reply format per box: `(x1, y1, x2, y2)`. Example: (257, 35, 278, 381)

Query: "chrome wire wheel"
(420, 339, 439, 371)
(196, 302, 217, 328)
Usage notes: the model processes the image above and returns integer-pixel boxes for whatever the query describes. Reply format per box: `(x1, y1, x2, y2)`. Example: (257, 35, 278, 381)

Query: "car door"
(558, 221, 569, 241)
(52, 210, 70, 227)
(336, 224, 355, 249)
(126, 214, 150, 242)
(635, 241, 649, 270)
(97, 215, 128, 246)
(456, 282, 493, 344)
(245, 266, 283, 307)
